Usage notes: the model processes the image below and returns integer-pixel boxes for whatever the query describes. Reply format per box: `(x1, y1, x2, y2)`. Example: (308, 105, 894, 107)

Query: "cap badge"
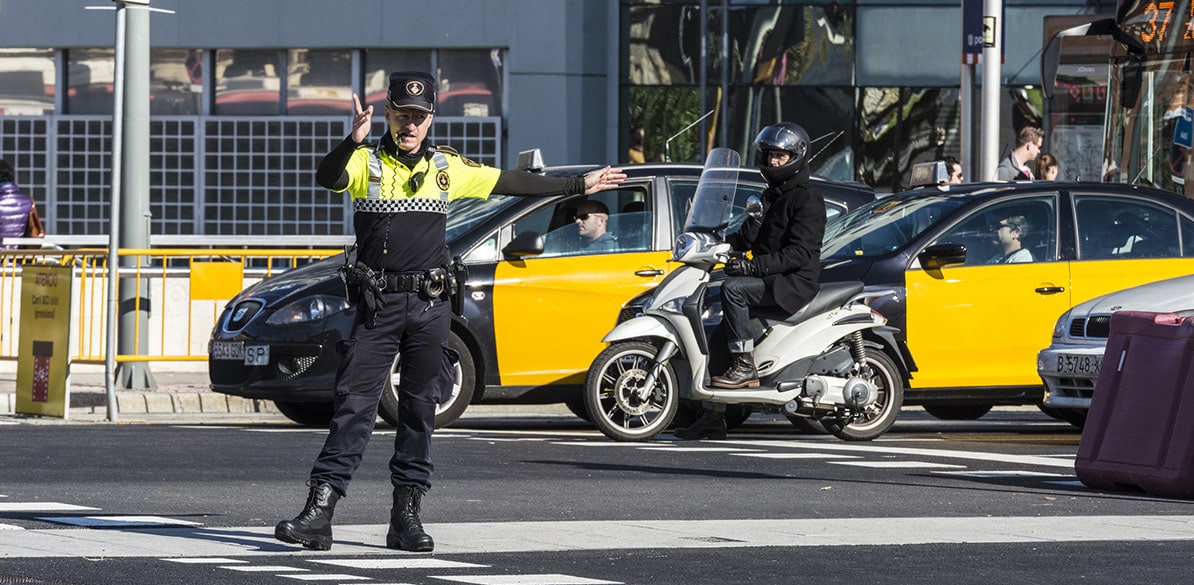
(405, 80, 425, 97)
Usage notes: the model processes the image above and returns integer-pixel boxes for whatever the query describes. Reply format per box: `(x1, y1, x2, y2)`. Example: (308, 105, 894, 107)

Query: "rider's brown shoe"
(710, 353, 759, 389)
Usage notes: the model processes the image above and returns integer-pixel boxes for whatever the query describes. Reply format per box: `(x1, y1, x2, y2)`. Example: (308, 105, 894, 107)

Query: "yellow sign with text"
(16, 265, 74, 418)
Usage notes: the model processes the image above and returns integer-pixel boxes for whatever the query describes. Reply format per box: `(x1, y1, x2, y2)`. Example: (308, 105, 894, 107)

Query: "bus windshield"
(1045, 1, 1194, 196)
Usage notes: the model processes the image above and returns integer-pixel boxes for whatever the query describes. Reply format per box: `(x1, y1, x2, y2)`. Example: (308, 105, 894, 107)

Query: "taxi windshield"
(822, 195, 968, 261)
(447, 194, 519, 242)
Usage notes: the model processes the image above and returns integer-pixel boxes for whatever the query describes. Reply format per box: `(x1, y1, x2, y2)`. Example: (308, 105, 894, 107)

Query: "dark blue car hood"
(232, 253, 348, 308)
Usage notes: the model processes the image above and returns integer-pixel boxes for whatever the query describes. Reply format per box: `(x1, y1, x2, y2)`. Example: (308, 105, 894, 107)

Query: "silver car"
(1037, 274, 1194, 427)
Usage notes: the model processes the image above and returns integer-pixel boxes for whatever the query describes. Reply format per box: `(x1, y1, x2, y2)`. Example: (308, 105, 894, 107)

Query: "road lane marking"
(636, 447, 762, 453)
(312, 559, 488, 569)
(731, 453, 859, 459)
(280, 574, 371, 581)
(433, 575, 621, 585)
(934, 470, 1070, 478)
(0, 524, 22, 530)
(4, 516, 1194, 558)
(223, 565, 309, 572)
(830, 461, 966, 469)
(0, 503, 100, 512)
(721, 439, 1074, 468)
(164, 558, 247, 563)
(37, 515, 203, 528)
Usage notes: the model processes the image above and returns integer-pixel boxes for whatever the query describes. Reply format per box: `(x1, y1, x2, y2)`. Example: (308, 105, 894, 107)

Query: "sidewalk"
(0, 368, 278, 419)
(0, 367, 576, 421)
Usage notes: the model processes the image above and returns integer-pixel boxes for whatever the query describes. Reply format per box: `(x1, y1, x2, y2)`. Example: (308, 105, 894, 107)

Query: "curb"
(0, 390, 279, 417)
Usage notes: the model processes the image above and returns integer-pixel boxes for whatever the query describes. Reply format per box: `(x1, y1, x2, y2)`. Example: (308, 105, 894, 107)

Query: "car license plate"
(210, 341, 244, 361)
(244, 344, 269, 366)
(1055, 353, 1102, 375)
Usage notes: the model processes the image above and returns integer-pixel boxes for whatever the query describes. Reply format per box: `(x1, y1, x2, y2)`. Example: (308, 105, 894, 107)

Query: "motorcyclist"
(675, 122, 827, 440)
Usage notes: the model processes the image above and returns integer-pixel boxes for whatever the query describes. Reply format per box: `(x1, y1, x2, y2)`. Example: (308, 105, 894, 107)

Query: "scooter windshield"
(682, 147, 741, 235)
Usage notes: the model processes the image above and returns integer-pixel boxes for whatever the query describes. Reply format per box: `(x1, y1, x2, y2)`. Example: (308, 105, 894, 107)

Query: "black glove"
(724, 258, 761, 277)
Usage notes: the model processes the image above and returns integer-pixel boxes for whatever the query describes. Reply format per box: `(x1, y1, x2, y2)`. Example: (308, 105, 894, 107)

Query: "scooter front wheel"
(584, 341, 679, 441)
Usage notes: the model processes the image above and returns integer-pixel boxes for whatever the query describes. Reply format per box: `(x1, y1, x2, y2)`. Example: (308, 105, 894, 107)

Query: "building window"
(151, 49, 203, 115)
(66, 48, 115, 115)
(0, 48, 56, 116)
(287, 49, 353, 115)
(214, 49, 283, 115)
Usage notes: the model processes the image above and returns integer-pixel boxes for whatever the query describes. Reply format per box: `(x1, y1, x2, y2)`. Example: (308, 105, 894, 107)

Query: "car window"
(447, 194, 519, 242)
(824, 195, 969, 261)
(1074, 195, 1183, 260)
(509, 187, 651, 258)
(930, 195, 1057, 265)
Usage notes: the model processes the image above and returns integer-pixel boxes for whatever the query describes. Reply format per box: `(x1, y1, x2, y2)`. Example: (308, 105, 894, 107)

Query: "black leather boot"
(275, 481, 339, 550)
(674, 407, 727, 440)
(387, 485, 434, 552)
(710, 352, 759, 389)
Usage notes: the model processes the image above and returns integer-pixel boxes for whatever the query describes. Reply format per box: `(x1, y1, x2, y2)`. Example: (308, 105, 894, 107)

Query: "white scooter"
(583, 148, 912, 442)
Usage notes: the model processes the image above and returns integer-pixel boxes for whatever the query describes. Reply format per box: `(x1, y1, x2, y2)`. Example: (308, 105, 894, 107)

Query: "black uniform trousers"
(310, 290, 450, 496)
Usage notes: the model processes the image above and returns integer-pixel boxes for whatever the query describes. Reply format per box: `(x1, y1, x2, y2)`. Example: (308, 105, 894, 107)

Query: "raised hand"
(583, 166, 627, 195)
(350, 93, 374, 144)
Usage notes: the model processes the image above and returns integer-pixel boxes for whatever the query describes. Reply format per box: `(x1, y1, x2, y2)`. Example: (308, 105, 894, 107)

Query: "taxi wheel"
(274, 400, 334, 427)
(584, 340, 678, 442)
(378, 331, 476, 429)
(821, 349, 905, 441)
(922, 404, 993, 420)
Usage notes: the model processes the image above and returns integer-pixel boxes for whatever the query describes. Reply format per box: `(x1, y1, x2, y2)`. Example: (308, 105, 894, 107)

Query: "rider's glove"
(724, 258, 762, 277)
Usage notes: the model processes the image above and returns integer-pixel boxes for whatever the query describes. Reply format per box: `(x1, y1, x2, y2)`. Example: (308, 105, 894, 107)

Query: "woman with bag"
(0, 159, 42, 248)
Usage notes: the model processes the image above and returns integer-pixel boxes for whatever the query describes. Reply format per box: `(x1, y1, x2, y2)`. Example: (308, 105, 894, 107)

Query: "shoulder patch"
(434, 145, 482, 167)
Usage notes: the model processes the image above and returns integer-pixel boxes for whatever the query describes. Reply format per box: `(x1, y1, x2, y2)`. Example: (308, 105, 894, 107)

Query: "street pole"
(980, 0, 1003, 181)
(113, 0, 155, 390)
(103, 3, 127, 421)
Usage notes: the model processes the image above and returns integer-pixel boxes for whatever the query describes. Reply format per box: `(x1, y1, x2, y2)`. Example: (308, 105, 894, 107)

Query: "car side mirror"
(502, 231, 544, 259)
(918, 243, 967, 273)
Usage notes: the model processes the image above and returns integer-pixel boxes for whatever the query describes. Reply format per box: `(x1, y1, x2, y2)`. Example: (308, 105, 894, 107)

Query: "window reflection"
(728, 5, 853, 86)
(628, 5, 704, 85)
(856, 87, 960, 192)
(214, 49, 282, 115)
(151, 49, 203, 115)
(0, 48, 55, 116)
(287, 49, 352, 115)
(67, 48, 114, 115)
(364, 50, 431, 114)
(437, 49, 503, 117)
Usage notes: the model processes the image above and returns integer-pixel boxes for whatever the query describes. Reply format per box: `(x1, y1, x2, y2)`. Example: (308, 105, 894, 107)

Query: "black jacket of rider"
(727, 165, 825, 314)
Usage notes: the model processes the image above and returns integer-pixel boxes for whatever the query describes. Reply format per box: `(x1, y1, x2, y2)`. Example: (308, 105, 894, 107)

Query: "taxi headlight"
(267, 295, 351, 324)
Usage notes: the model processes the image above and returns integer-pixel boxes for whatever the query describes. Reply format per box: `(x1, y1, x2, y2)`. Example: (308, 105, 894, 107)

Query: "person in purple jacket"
(0, 160, 36, 249)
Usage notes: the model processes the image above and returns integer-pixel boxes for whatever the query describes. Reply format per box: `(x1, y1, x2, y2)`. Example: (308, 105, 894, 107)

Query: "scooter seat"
(753, 281, 865, 327)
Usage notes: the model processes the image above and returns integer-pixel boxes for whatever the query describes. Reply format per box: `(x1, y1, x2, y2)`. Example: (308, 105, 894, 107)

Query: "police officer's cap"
(387, 71, 436, 114)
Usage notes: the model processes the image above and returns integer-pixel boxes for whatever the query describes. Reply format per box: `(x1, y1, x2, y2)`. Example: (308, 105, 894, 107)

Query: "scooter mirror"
(745, 196, 764, 220)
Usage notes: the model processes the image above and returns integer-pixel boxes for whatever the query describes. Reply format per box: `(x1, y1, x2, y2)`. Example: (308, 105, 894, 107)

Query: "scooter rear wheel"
(584, 341, 679, 441)
(821, 349, 905, 441)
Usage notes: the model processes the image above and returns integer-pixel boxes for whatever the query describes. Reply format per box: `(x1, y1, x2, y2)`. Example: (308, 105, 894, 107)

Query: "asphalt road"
(1, 407, 1192, 584)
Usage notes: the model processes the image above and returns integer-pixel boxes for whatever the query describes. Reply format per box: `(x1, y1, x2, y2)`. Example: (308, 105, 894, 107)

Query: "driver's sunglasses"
(994, 221, 1019, 231)
(574, 213, 592, 221)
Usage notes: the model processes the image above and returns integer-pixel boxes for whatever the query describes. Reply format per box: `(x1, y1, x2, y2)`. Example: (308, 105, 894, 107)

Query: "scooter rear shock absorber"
(848, 331, 866, 364)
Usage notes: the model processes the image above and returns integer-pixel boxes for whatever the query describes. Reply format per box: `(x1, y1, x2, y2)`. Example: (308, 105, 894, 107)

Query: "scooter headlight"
(672, 233, 698, 261)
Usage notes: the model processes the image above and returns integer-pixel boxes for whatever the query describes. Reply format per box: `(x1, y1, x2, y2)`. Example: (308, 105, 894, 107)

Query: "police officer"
(275, 71, 625, 552)
(674, 122, 826, 440)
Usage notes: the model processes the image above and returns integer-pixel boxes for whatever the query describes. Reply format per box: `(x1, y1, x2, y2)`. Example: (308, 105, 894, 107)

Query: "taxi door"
(491, 189, 670, 387)
(905, 194, 1071, 389)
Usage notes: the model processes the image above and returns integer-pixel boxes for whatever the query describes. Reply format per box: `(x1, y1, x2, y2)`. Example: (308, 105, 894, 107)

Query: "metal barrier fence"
(0, 248, 341, 365)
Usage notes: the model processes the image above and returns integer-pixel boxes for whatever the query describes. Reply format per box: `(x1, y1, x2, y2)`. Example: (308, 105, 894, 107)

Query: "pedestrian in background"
(628, 125, 646, 164)
(996, 127, 1044, 181)
(274, 71, 624, 553)
(1036, 152, 1060, 181)
(0, 160, 40, 248)
(943, 155, 964, 184)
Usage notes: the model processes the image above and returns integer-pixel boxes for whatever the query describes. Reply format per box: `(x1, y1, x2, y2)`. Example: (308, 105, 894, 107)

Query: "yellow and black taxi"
(208, 156, 875, 426)
(822, 175, 1194, 419)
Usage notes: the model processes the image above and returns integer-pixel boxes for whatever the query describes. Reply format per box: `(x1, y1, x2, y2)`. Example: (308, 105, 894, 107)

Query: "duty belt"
(378, 272, 424, 292)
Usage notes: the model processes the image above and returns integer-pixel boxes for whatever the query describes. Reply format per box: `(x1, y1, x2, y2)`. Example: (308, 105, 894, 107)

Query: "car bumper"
(1037, 345, 1104, 411)
(208, 341, 338, 401)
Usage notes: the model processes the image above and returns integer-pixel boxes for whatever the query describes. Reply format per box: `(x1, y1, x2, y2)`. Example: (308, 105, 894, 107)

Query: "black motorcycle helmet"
(754, 122, 810, 185)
